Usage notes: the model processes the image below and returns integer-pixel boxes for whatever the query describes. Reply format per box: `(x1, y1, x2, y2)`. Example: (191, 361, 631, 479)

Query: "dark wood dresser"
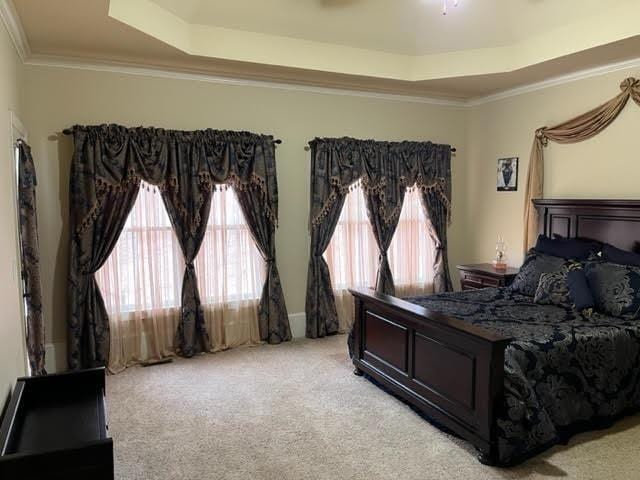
(457, 263, 518, 291)
(0, 368, 113, 480)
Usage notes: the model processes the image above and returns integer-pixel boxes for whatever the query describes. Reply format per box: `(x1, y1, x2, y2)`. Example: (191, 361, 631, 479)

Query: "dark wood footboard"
(349, 288, 512, 462)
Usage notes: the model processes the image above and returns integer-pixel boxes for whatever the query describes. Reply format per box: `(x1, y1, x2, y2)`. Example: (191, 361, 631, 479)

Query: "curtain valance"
(523, 77, 640, 249)
(306, 137, 452, 339)
(309, 137, 451, 230)
(68, 124, 279, 237)
(68, 124, 290, 370)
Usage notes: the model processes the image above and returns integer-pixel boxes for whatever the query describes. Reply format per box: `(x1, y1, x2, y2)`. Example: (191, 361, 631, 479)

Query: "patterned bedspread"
(405, 287, 640, 465)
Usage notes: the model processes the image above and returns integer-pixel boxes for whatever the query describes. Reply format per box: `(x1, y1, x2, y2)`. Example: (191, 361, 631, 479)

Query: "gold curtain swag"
(523, 77, 640, 250)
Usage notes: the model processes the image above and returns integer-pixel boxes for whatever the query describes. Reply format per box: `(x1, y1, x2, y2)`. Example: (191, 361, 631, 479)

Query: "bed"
(349, 199, 640, 465)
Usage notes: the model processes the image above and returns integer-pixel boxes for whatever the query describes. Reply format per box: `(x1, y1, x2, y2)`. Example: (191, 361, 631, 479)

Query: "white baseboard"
(288, 312, 306, 339)
(45, 341, 67, 373)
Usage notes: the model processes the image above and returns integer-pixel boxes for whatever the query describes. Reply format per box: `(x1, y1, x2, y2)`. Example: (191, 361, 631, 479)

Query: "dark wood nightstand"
(457, 263, 519, 291)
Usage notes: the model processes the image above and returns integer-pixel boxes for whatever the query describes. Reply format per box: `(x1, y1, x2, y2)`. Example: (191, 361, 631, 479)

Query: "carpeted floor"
(108, 335, 640, 480)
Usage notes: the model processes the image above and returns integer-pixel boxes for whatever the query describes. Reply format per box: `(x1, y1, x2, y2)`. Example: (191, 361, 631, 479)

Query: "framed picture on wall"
(497, 157, 518, 191)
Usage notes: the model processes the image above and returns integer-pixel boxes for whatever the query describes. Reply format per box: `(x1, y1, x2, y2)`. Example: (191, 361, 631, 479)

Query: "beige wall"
(22, 60, 640, 373)
(22, 65, 468, 359)
(465, 69, 640, 267)
(0, 23, 26, 411)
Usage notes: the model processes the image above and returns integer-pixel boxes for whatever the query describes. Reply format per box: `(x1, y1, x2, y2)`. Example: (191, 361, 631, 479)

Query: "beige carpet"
(107, 335, 640, 480)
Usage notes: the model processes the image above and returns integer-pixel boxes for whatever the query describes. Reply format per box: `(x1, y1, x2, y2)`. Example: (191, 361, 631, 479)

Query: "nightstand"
(457, 263, 519, 291)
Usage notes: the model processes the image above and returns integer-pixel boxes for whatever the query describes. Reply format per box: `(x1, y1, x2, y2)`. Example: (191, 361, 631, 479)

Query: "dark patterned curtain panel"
(69, 184, 139, 369)
(363, 144, 407, 296)
(68, 124, 289, 369)
(160, 165, 214, 357)
(305, 137, 452, 338)
(420, 145, 453, 293)
(235, 187, 291, 343)
(305, 140, 362, 338)
(17, 142, 46, 375)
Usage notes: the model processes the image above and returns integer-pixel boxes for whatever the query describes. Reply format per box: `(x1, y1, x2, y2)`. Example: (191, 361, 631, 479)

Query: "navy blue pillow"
(535, 234, 600, 260)
(566, 268, 595, 313)
(602, 244, 640, 267)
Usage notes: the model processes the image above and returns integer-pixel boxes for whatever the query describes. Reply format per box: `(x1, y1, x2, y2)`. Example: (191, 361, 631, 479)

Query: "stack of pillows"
(510, 234, 640, 319)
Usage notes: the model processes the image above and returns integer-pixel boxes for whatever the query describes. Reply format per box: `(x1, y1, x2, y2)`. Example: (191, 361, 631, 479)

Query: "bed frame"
(349, 199, 640, 464)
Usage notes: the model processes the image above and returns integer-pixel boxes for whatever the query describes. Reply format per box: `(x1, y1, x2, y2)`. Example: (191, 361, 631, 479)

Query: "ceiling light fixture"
(442, 0, 459, 15)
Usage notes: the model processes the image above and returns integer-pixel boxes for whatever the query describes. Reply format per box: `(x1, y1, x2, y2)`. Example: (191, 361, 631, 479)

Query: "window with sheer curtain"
(324, 184, 436, 331)
(96, 182, 264, 372)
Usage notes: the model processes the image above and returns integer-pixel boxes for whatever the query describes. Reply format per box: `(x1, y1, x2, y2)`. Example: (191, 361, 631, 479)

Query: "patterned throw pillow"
(584, 261, 640, 319)
(534, 270, 571, 307)
(534, 262, 593, 314)
(510, 250, 567, 297)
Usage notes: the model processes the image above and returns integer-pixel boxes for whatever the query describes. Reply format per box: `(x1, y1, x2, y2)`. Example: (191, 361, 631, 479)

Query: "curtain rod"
(303, 144, 456, 153)
(61, 128, 282, 145)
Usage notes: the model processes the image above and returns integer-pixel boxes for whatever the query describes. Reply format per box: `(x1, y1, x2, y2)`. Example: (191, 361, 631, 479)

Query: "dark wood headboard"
(534, 199, 640, 253)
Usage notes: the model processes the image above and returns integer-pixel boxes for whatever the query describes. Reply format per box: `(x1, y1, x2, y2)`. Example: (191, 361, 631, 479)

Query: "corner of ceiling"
(108, 0, 192, 54)
(0, 0, 30, 61)
(105, 0, 640, 84)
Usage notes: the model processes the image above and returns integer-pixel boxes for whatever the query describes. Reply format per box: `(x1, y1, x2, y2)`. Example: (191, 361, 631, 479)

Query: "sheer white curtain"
(96, 182, 264, 373)
(324, 184, 436, 331)
(195, 187, 263, 353)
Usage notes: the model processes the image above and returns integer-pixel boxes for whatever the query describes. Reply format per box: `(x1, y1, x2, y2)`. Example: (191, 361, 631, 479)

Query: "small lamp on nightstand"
(493, 235, 507, 271)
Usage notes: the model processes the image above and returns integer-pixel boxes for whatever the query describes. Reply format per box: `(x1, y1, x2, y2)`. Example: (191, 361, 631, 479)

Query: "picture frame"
(497, 157, 518, 191)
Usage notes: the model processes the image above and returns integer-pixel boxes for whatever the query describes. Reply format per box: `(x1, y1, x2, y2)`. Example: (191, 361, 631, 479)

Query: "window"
(324, 184, 436, 330)
(96, 183, 264, 371)
(10, 112, 30, 375)
(98, 183, 263, 314)
(97, 184, 184, 313)
(195, 186, 264, 306)
(14, 142, 28, 314)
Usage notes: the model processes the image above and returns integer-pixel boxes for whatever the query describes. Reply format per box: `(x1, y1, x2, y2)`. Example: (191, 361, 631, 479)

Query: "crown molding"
(25, 53, 640, 110)
(0, 0, 30, 61)
(24, 55, 469, 107)
(5, 0, 639, 111)
(467, 56, 640, 106)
